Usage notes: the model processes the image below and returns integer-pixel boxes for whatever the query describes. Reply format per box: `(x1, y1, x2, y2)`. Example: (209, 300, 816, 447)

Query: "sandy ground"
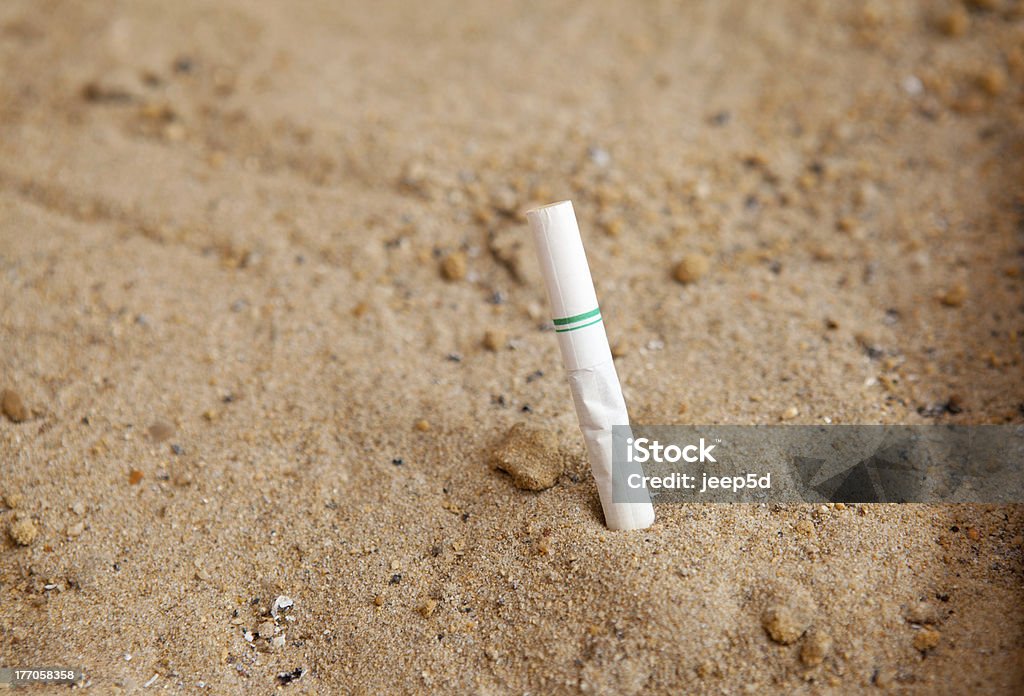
(1, 0, 1023, 693)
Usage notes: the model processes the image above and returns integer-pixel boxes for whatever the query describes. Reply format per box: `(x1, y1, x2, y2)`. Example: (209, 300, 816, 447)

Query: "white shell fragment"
(270, 595, 294, 618)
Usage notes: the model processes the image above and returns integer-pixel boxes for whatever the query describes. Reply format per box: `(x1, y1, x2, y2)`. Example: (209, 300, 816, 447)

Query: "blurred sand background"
(1, 0, 1023, 693)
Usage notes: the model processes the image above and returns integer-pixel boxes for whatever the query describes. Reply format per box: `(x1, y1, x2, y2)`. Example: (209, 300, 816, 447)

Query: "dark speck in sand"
(392, 458, 404, 466)
(863, 345, 885, 360)
(526, 370, 543, 383)
(446, 353, 462, 363)
(521, 404, 532, 413)
(918, 395, 964, 418)
(276, 667, 303, 685)
(389, 574, 402, 585)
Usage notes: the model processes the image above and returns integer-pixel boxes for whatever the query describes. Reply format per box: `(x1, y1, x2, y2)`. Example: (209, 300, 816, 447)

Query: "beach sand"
(1, 1, 1023, 692)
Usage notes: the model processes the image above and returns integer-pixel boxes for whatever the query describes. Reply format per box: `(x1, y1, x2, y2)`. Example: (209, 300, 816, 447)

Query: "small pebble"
(440, 252, 468, 281)
(490, 423, 563, 491)
(271, 634, 286, 649)
(414, 419, 431, 432)
(874, 668, 896, 688)
(902, 601, 939, 625)
(5, 492, 25, 509)
(419, 598, 438, 617)
(128, 469, 144, 485)
(901, 74, 923, 96)
(164, 122, 186, 141)
(673, 253, 711, 285)
(976, 67, 1006, 97)
(966, 526, 980, 541)
(72, 501, 86, 515)
(913, 627, 941, 652)
(795, 519, 815, 536)
(781, 406, 800, 421)
(482, 329, 507, 352)
(936, 6, 969, 36)
(148, 420, 175, 443)
(8, 517, 39, 546)
(490, 186, 518, 215)
(600, 217, 623, 236)
(257, 620, 276, 638)
(67, 521, 85, 538)
(762, 602, 811, 644)
(800, 628, 832, 666)
(1, 389, 28, 422)
(939, 284, 967, 308)
(588, 146, 611, 167)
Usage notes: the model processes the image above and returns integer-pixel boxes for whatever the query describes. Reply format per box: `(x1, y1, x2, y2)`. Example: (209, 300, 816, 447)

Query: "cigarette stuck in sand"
(527, 200, 655, 531)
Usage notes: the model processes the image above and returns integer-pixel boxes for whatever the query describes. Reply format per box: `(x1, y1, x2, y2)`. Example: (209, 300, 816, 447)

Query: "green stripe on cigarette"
(554, 316, 603, 333)
(552, 307, 601, 326)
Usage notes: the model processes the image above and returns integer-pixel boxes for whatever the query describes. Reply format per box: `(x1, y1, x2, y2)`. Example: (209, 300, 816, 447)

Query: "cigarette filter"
(527, 201, 655, 531)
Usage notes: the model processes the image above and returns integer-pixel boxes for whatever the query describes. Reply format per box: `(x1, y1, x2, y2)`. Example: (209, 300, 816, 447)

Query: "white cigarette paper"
(527, 201, 655, 531)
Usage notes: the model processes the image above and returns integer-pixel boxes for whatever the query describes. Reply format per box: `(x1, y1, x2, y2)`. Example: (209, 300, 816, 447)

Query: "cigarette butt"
(527, 201, 655, 531)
